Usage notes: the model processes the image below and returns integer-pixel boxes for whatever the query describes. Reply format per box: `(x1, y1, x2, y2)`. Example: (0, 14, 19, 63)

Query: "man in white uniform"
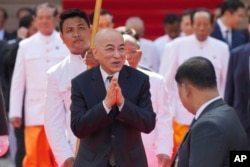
(9, 3, 69, 166)
(159, 8, 229, 161)
(44, 9, 92, 167)
(154, 13, 181, 69)
(123, 33, 173, 167)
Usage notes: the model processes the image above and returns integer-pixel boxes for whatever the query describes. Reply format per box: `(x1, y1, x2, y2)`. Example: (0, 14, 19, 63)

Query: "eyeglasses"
(125, 50, 139, 56)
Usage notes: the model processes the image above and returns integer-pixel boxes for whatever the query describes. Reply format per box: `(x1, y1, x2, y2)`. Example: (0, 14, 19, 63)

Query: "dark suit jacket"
(71, 65, 156, 167)
(0, 86, 8, 135)
(175, 99, 248, 167)
(3, 30, 15, 41)
(224, 43, 250, 141)
(2, 38, 22, 111)
(210, 22, 247, 50)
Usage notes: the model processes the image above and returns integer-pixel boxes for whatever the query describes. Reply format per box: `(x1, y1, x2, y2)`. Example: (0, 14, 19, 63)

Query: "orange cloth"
(171, 119, 189, 162)
(23, 126, 58, 167)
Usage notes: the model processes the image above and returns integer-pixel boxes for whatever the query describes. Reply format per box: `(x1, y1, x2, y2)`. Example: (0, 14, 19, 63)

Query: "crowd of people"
(0, 0, 250, 167)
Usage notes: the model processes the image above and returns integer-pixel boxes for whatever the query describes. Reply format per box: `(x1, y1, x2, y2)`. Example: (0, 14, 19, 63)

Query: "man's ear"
(91, 48, 98, 60)
(137, 50, 142, 60)
(183, 82, 192, 97)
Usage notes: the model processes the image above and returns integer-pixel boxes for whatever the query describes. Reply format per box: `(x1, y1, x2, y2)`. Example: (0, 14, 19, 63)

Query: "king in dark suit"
(70, 28, 156, 167)
(171, 57, 248, 167)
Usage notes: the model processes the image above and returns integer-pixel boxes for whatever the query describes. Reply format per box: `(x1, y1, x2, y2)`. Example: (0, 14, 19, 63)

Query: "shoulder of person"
(124, 65, 149, 79)
(231, 43, 250, 55)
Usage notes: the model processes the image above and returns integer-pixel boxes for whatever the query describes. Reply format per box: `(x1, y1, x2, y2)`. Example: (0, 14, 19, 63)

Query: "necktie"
(105, 76, 113, 90)
(224, 30, 231, 47)
(106, 75, 116, 166)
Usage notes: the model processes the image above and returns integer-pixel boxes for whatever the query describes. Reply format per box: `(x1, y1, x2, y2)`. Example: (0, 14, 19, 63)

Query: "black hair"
(164, 13, 180, 25)
(16, 7, 33, 18)
(0, 7, 8, 20)
(18, 14, 33, 28)
(220, 0, 244, 15)
(175, 57, 217, 89)
(181, 9, 194, 22)
(59, 8, 90, 33)
(33, 2, 58, 17)
(191, 8, 214, 25)
(89, 9, 114, 24)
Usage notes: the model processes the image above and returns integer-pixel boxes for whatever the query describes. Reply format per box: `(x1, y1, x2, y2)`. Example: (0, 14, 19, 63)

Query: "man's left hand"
(157, 154, 171, 167)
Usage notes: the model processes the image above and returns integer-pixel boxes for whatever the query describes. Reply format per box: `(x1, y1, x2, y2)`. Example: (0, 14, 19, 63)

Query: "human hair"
(89, 9, 114, 24)
(164, 13, 180, 25)
(33, 2, 58, 17)
(18, 14, 33, 28)
(175, 57, 217, 89)
(0, 7, 8, 20)
(16, 7, 33, 18)
(220, 0, 244, 16)
(181, 9, 194, 22)
(59, 8, 90, 33)
(191, 8, 214, 25)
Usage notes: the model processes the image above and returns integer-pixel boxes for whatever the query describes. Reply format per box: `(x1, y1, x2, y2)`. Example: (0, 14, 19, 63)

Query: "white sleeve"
(154, 77, 173, 157)
(44, 71, 74, 166)
(9, 44, 25, 119)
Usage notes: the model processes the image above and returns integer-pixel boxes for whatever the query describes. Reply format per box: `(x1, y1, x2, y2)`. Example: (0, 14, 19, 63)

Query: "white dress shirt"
(217, 19, 232, 46)
(154, 34, 173, 68)
(0, 29, 4, 40)
(45, 54, 86, 166)
(9, 31, 69, 126)
(195, 96, 221, 120)
(139, 68, 173, 166)
(139, 38, 158, 72)
(159, 35, 229, 125)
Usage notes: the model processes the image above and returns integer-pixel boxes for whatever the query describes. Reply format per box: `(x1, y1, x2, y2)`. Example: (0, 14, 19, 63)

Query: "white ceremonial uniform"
(139, 68, 173, 166)
(159, 34, 229, 125)
(45, 54, 87, 166)
(154, 34, 173, 68)
(140, 38, 158, 72)
(9, 31, 69, 126)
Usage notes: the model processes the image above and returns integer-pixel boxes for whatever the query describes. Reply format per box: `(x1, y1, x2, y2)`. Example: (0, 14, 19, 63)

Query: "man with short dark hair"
(211, 0, 247, 49)
(172, 57, 248, 167)
(0, 7, 15, 41)
(44, 8, 92, 167)
(154, 13, 181, 65)
(180, 9, 193, 36)
(89, 9, 114, 30)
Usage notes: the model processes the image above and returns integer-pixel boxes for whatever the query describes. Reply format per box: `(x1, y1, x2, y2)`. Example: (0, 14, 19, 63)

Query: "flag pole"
(75, 0, 103, 157)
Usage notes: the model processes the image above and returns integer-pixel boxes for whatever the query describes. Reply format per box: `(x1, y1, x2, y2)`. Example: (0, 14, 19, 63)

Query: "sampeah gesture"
(104, 77, 124, 109)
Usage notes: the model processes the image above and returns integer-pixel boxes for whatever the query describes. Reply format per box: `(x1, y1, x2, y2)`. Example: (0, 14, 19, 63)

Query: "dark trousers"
(14, 106, 25, 167)
(14, 127, 25, 167)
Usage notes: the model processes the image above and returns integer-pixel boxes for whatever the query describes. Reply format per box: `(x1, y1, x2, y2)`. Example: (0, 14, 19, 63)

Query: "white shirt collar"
(99, 66, 119, 84)
(217, 18, 231, 32)
(70, 53, 86, 62)
(0, 29, 4, 40)
(195, 96, 221, 120)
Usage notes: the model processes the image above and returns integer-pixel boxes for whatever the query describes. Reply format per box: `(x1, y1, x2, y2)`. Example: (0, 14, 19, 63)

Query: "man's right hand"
(10, 117, 22, 128)
(85, 49, 98, 68)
